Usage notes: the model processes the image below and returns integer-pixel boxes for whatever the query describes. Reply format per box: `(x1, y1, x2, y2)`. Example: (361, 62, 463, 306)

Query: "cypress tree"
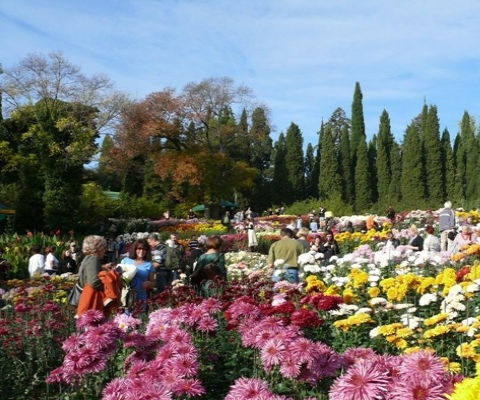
(304, 143, 318, 198)
(422, 105, 443, 205)
(338, 124, 353, 204)
(350, 82, 366, 170)
(318, 124, 342, 200)
(354, 136, 372, 212)
(284, 123, 305, 203)
(440, 128, 455, 203)
(389, 141, 402, 205)
(461, 112, 479, 204)
(375, 110, 395, 206)
(400, 123, 425, 208)
(271, 133, 288, 205)
(368, 135, 378, 204)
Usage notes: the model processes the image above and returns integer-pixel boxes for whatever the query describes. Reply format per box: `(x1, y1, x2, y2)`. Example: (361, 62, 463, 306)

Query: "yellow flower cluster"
(423, 325, 451, 339)
(372, 322, 414, 350)
(333, 313, 374, 332)
(446, 362, 480, 400)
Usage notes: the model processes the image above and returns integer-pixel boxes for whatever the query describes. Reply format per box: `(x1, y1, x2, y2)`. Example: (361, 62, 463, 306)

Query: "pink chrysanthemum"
(197, 315, 218, 332)
(329, 358, 390, 400)
(387, 376, 447, 400)
(261, 337, 287, 370)
(75, 309, 106, 330)
(225, 377, 271, 399)
(342, 347, 377, 368)
(398, 351, 446, 383)
(171, 377, 205, 397)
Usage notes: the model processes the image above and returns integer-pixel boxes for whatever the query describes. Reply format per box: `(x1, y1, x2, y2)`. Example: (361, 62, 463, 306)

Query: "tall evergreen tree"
(271, 133, 288, 205)
(422, 105, 443, 205)
(389, 141, 402, 205)
(304, 143, 318, 198)
(440, 128, 455, 203)
(284, 123, 305, 204)
(350, 82, 366, 171)
(353, 136, 372, 211)
(338, 125, 353, 203)
(318, 124, 342, 200)
(461, 112, 479, 204)
(248, 107, 273, 210)
(375, 110, 395, 207)
(400, 123, 425, 208)
(367, 135, 378, 203)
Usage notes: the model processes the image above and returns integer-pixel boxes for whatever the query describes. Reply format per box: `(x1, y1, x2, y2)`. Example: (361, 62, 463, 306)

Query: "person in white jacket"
(28, 244, 45, 277)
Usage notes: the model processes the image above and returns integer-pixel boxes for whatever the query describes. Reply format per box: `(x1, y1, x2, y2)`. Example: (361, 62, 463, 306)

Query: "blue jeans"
(272, 267, 299, 284)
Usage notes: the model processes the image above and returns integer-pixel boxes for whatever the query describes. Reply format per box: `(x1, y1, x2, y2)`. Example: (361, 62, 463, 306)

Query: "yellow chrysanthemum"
(456, 342, 478, 359)
(368, 286, 381, 298)
(324, 285, 340, 296)
(380, 277, 395, 291)
(348, 269, 369, 288)
(342, 288, 358, 303)
(423, 325, 450, 339)
(423, 313, 449, 326)
(377, 323, 404, 336)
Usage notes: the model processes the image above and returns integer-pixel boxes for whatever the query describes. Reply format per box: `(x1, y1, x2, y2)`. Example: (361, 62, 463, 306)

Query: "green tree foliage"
(350, 82, 365, 170)
(304, 143, 318, 198)
(353, 137, 372, 211)
(271, 133, 288, 205)
(284, 123, 305, 204)
(421, 105, 443, 204)
(338, 124, 353, 204)
(375, 110, 395, 207)
(400, 123, 425, 208)
(441, 129, 455, 202)
(0, 52, 126, 231)
(318, 123, 342, 200)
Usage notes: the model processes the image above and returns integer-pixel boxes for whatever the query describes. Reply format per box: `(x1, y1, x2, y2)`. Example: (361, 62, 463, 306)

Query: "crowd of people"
(22, 200, 480, 318)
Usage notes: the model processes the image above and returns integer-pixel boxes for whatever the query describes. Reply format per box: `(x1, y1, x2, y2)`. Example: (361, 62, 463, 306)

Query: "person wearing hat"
(438, 201, 456, 252)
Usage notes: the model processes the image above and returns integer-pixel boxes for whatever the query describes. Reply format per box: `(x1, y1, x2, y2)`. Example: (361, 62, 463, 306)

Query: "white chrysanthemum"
(368, 275, 380, 283)
(329, 256, 338, 263)
(466, 283, 480, 293)
(419, 293, 438, 306)
(461, 317, 478, 326)
(370, 297, 388, 306)
(325, 264, 336, 272)
(356, 307, 373, 314)
(400, 260, 410, 268)
(331, 276, 349, 287)
(448, 284, 465, 296)
(392, 303, 414, 310)
(298, 253, 315, 266)
(303, 264, 321, 274)
(444, 300, 466, 313)
(274, 259, 285, 267)
(350, 263, 363, 270)
(369, 327, 380, 338)
(330, 303, 359, 316)
(400, 313, 422, 329)
(407, 307, 417, 313)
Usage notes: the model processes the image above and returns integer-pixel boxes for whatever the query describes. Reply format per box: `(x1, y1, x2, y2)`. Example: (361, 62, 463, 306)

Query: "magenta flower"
(329, 358, 390, 400)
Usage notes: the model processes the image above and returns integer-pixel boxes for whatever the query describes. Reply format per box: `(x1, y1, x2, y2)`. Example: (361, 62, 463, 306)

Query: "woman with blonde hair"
(406, 224, 423, 251)
(76, 235, 121, 318)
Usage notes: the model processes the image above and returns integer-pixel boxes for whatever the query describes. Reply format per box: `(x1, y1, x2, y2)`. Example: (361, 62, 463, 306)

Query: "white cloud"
(2, 0, 480, 144)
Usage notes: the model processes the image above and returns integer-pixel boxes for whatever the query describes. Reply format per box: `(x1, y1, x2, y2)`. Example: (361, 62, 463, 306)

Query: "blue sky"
(2, 0, 480, 146)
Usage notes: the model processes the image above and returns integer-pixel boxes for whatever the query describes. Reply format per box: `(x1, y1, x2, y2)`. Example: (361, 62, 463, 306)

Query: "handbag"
(67, 282, 83, 306)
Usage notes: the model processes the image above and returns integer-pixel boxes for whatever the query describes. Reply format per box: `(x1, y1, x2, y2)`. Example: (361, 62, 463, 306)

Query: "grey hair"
(82, 235, 107, 255)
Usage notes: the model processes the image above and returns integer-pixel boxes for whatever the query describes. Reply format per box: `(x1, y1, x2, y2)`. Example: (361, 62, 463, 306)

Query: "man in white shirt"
(28, 245, 45, 277)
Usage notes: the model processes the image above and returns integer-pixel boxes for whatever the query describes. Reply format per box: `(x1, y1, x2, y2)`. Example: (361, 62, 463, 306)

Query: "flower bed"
(1, 210, 480, 398)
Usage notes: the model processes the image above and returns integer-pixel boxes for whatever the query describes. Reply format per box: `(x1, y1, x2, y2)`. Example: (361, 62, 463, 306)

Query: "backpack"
(165, 246, 185, 271)
(190, 254, 221, 285)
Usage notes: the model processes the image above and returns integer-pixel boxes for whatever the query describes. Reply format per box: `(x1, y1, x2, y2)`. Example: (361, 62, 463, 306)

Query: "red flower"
(290, 308, 323, 328)
(456, 265, 470, 282)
